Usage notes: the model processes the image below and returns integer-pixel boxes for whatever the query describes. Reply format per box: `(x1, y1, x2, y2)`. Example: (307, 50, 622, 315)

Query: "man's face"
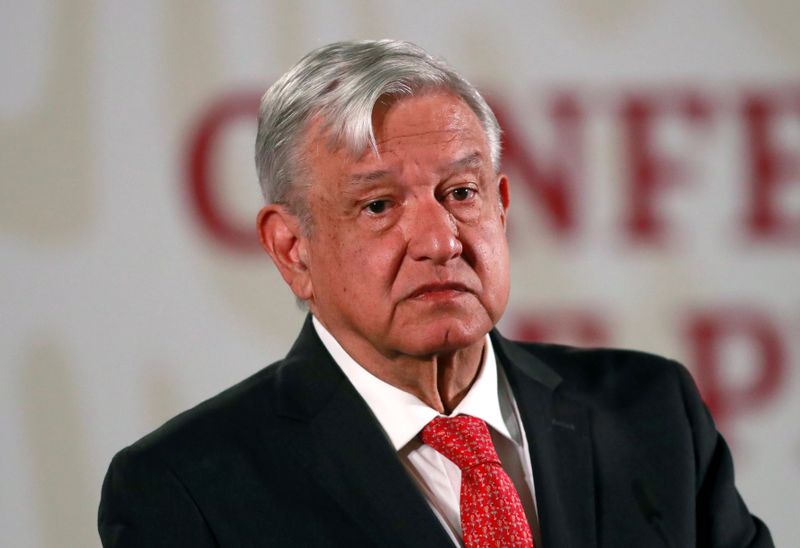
(300, 90, 510, 360)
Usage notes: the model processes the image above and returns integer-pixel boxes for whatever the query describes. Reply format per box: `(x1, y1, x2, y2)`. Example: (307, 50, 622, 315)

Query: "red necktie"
(422, 415, 534, 547)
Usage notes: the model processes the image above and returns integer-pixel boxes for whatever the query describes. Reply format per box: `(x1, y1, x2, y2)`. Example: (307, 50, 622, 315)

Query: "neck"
(381, 343, 485, 414)
(317, 320, 486, 414)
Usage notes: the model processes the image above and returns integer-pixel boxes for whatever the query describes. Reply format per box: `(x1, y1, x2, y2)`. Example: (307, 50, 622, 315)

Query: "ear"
(497, 174, 510, 229)
(257, 205, 313, 301)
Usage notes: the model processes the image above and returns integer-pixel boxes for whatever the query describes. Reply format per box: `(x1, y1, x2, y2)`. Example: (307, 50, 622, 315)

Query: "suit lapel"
(273, 318, 598, 546)
(273, 316, 452, 547)
(493, 332, 598, 548)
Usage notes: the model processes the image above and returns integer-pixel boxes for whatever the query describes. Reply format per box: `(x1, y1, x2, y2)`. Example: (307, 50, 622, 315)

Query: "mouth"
(408, 282, 472, 300)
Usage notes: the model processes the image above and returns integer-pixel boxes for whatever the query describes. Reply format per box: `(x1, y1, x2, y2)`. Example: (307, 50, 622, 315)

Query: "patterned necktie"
(422, 415, 534, 547)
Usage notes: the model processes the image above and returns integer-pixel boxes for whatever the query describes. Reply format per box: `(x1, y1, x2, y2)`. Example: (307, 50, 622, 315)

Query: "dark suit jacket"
(98, 316, 773, 547)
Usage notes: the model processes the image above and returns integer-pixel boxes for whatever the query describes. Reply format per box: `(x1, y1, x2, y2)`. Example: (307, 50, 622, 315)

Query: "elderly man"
(99, 40, 772, 547)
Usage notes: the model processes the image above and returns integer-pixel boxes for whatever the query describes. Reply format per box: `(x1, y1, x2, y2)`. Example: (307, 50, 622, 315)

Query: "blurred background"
(2, 1, 798, 546)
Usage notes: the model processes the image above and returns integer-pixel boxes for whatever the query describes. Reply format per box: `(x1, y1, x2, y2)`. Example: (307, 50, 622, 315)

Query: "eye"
(449, 187, 476, 201)
(365, 199, 390, 214)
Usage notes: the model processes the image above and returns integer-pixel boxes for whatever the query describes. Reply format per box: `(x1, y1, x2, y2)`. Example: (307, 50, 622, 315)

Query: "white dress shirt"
(312, 317, 541, 547)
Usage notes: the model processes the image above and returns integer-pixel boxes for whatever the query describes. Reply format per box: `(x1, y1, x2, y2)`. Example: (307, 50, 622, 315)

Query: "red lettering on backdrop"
(185, 90, 262, 252)
(742, 90, 800, 241)
(620, 92, 712, 244)
(183, 86, 800, 252)
(511, 310, 610, 347)
(490, 93, 583, 238)
(685, 309, 785, 433)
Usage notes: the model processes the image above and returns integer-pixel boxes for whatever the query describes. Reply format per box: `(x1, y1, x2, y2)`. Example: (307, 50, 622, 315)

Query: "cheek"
(358, 228, 407, 265)
(336, 234, 406, 294)
(473, 224, 509, 268)
(471, 228, 510, 299)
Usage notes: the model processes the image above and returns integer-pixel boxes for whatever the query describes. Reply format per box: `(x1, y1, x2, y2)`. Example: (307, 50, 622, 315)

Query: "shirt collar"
(312, 316, 513, 450)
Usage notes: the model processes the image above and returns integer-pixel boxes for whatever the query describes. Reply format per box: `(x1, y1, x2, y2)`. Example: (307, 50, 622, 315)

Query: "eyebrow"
(347, 169, 392, 184)
(346, 152, 485, 186)
(445, 152, 484, 174)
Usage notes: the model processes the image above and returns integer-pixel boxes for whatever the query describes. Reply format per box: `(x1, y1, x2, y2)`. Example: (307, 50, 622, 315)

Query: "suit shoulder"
(117, 358, 287, 465)
(513, 339, 679, 372)
(506, 339, 691, 400)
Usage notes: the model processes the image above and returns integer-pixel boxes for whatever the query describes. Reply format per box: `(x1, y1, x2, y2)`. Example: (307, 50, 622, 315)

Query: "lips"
(407, 282, 472, 299)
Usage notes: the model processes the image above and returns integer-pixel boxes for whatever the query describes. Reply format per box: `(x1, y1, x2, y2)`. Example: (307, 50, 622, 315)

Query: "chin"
(402, 318, 491, 357)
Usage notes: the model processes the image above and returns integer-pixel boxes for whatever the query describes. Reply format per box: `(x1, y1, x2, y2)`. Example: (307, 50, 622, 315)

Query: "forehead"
(371, 91, 485, 148)
(303, 91, 490, 179)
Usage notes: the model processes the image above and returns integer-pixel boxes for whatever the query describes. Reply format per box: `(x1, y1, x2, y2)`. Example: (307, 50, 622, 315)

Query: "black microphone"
(632, 478, 674, 548)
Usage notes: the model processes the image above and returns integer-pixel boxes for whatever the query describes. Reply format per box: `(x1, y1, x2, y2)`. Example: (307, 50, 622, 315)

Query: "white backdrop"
(2, 1, 798, 546)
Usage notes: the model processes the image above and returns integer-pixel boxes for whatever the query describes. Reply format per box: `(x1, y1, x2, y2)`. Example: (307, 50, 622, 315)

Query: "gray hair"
(254, 39, 502, 220)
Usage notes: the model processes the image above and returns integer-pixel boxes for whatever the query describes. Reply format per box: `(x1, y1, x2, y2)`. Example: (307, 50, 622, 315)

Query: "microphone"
(632, 478, 674, 548)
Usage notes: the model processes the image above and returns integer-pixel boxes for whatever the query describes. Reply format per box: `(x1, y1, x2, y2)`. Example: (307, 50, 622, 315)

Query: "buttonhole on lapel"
(551, 419, 576, 431)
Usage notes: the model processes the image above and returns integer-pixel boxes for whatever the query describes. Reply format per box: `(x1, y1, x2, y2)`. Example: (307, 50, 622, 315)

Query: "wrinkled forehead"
(303, 90, 488, 168)
(293, 91, 501, 229)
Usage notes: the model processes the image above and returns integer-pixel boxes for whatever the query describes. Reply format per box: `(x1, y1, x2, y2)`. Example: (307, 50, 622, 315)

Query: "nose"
(406, 200, 463, 263)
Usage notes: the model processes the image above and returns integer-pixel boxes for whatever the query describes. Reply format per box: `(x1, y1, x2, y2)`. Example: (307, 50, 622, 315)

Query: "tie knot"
(421, 415, 501, 471)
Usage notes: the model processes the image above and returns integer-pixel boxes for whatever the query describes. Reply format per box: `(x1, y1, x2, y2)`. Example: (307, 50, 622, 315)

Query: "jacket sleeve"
(675, 364, 774, 547)
(98, 446, 218, 547)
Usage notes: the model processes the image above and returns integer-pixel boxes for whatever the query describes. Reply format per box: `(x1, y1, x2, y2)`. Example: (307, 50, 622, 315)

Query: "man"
(99, 40, 773, 547)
